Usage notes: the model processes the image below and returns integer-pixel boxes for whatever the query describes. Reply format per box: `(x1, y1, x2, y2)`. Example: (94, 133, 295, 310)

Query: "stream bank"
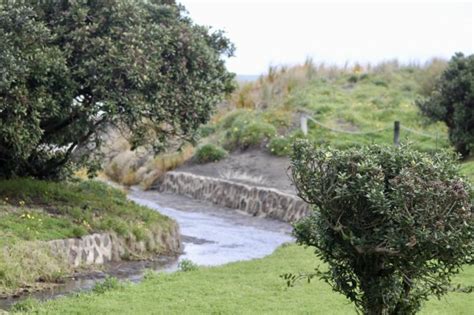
(1, 187, 293, 310)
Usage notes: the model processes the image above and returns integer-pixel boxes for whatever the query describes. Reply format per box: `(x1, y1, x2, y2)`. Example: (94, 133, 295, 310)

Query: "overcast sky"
(178, 0, 473, 75)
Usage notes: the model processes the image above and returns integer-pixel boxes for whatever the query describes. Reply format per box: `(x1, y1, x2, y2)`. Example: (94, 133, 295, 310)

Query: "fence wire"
(302, 114, 446, 140)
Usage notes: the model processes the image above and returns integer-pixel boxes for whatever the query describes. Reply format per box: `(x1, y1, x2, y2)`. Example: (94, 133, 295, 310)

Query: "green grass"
(193, 144, 228, 164)
(291, 72, 449, 152)
(460, 159, 474, 183)
(0, 179, 175, 294)
(23, 244, 474, 314)
(0, 179, 173, 243)
(205, 65, 451, 156)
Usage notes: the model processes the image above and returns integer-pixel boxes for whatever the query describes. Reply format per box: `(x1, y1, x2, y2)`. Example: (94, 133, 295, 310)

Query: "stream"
(0, 188, 293, 310)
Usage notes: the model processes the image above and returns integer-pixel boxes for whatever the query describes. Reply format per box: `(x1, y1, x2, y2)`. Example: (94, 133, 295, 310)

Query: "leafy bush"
(178, 259, 199, 272)
(417, 53, 474, 157)
(226, 118, 277, 149)
(71, 226, 87, 238)
(194, 144, 228, 164)
(290, 141, 473, 315)
(267, 136, 292, 156)
(219, 109, 253, 130)
(348, 74, 359, 83)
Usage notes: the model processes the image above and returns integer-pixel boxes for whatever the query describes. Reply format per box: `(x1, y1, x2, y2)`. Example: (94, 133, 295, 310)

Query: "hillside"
(101, 59, 473, 187)
(192, 60, 473, 182)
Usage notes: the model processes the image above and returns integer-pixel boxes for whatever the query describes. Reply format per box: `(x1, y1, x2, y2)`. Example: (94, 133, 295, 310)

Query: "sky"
(178, 0, 473, 75)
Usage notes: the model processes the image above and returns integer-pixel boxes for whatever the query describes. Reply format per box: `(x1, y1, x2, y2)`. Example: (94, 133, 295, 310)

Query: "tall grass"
(201, 58, 451, 155)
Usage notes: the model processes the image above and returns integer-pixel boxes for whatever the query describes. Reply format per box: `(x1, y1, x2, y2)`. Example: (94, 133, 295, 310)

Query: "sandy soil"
(177, 149, 296, 194)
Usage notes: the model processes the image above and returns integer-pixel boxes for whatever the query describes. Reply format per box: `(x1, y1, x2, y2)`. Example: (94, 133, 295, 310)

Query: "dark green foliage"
(225, 116, 277, 149)
(348, 75, 359, 83)
(0, 1, 235, 179)
(267, 136, 292, 156)
(194, 144, 228, 163)
(291, 141, 473, 315)
(417, 53, 474, 157)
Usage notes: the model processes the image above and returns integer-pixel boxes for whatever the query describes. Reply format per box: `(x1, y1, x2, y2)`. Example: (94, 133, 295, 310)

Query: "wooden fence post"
(301, 114, 308, 136)
(393, 121, 400, 146)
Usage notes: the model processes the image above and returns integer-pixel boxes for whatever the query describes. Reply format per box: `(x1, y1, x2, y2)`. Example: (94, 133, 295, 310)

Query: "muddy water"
(129, 188, 293, 266)
(0, 188, 293, 310)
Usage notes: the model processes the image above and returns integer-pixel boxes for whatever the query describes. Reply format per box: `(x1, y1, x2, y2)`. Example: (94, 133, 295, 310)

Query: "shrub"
(72, 226, 87, 238)
(227, 118, 277, 149)
(194, 144, 228, 163)
(178, 259, 199, 272)
(267, 136, 292, 156)
(219, 109, 253, 130)
(290, 141, 473, 315)
(417, 53, 474, 157)
(348, 74, 359, 83)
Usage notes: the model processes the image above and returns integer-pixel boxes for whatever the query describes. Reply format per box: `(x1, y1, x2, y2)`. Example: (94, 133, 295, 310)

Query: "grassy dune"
(22, 244, 474, 314)
(203, 62, 450, 153)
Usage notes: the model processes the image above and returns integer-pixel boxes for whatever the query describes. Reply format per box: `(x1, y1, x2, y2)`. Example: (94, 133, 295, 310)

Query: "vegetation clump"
(290, 141, 473, 315)
(194, 144, 228, 164)
(267, 136, 292, 156)
(178, 259, 199, 272)
(226, 118, 277, 149)
(0, 1, 234, 179)
(417, 53, 474, 157)
(92, 276, 124, 294)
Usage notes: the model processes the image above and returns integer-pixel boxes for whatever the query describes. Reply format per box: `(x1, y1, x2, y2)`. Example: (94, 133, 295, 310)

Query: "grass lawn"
(0, 179, 175, 294)
(23, 244, 474, 314)
(460, 159, 474, 183)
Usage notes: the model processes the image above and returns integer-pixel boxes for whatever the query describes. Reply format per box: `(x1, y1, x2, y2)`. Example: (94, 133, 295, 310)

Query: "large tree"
(0, 0, 235, 179)
(417, 53, 474, 157)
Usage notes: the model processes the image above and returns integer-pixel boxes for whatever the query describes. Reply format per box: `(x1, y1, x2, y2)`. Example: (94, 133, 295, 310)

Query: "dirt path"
(177, 149, 296, 194)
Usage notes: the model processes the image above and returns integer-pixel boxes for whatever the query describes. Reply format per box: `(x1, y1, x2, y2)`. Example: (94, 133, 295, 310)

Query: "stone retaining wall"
(155, 171, 311, 222)
(48, 224, 182, 267)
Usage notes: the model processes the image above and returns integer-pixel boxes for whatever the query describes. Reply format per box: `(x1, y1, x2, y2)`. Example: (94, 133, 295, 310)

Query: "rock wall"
(48, 224, 182, 267)
(155, 171, 311, 222)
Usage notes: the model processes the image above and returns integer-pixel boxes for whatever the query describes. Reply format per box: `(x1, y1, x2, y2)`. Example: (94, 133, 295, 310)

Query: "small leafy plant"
(178, 259, 199, 272)
(290, 141, 473, 315)
(267, 136, 292, 156)
(194, 144, 228, 164)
